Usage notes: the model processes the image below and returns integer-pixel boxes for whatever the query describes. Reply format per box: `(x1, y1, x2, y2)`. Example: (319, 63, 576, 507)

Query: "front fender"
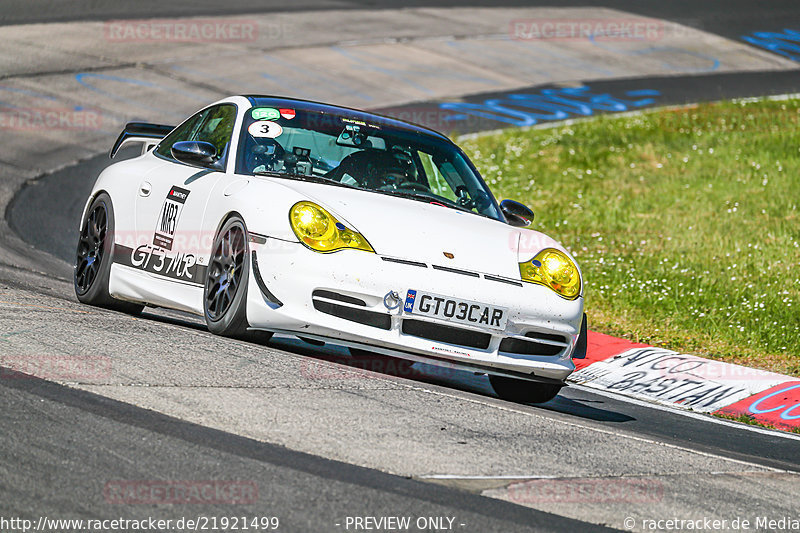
(201, 176, 308, 248)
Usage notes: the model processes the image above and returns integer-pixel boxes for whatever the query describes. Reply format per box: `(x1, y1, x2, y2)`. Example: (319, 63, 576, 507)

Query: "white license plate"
(403, 290, 508, 331)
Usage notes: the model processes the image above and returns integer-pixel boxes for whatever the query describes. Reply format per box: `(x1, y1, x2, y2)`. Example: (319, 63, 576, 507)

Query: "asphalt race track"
(2, 0, 798, 39)
(1, 1, 800, 532)
(2, 373, 605, 533)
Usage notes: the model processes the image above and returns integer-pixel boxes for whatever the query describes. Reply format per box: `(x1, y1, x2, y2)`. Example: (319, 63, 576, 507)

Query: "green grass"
(714, 412, 800, 434)
(460, 98, 800, 376)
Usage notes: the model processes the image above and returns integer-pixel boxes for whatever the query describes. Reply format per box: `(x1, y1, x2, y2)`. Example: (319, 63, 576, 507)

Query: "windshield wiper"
(252, 172, 482, 216)
(378, 189, 473, 214)
(252, 170, 357, 189)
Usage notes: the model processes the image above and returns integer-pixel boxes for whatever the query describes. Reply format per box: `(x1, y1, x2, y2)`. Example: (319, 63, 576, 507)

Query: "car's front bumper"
(246, 240, 584, 383)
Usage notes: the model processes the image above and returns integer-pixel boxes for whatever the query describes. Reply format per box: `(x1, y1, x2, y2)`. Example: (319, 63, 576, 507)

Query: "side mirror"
(500, 199, 534, 227)
(171, 141, 221, 169)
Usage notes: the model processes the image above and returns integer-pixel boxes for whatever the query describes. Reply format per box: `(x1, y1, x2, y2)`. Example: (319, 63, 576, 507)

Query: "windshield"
(235, 105, 502, 220)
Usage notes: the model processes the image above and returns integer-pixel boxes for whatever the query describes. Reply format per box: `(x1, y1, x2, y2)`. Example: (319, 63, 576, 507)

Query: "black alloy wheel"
(75, 203, 108, 295)
(205, 223, 246, 322)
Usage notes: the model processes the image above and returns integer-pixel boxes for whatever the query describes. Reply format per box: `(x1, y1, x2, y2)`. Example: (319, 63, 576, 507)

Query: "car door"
(133, 103, 237, 290)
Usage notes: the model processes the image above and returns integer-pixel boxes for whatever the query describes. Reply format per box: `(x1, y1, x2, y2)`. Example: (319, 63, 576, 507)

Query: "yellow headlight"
(519, 248, 581, 300)
(289, 201, 374, 253)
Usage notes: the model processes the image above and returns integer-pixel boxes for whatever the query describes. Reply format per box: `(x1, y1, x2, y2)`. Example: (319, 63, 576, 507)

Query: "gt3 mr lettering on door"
(153, 185, 190, 250)
(114, 243, 205, 285)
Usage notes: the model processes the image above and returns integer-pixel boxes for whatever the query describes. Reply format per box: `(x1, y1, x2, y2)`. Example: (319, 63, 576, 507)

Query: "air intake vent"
(525, 331, 568, 344)
(381, 257, 428, 268)
(402, 319, 491, 350)
(312, 300, 391, 330)
(499, 330, 568, 357)
(484, 274, 523, 287)
(432, 265, 480, 277)
(311, 289, 366, 307)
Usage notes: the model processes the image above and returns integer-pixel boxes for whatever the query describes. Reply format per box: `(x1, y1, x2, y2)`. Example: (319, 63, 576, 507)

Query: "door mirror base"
(500, 199, 534, 227)
(171, 141, 223, 170)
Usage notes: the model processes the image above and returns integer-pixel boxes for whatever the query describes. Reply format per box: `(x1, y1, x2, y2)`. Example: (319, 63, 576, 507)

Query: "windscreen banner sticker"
(248, 120, 283, 138)
(341, 117, 380, 130)
(251, 107, 280, 120)
(153, 186, 190, 250)
(404, 290, 417, 312)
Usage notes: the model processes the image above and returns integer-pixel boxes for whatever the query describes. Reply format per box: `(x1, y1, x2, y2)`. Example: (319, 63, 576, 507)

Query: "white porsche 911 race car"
(75, 95, 586, 403)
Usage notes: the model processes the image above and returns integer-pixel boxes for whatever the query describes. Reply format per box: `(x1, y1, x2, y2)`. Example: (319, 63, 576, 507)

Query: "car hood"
(275, 179, 564, 278)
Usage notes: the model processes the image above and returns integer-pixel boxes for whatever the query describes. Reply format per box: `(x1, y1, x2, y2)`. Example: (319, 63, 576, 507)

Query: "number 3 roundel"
(248, 120, 283, 139)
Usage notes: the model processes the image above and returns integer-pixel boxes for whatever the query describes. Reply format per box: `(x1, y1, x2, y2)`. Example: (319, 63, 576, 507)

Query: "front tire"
(489, 375, 562, 404)
(74, 192, 143, 314)
(203, 216, 272, 344)
(204, 217, 251, 337)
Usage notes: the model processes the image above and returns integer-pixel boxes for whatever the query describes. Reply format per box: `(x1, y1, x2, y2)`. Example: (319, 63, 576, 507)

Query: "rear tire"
(74, 192, 143, 314)
(489, 375, 562, 404)
(203, 216, 273, 343)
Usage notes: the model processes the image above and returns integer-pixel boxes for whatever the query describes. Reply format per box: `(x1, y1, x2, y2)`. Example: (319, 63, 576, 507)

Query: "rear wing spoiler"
(109, 122, 175, 158)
